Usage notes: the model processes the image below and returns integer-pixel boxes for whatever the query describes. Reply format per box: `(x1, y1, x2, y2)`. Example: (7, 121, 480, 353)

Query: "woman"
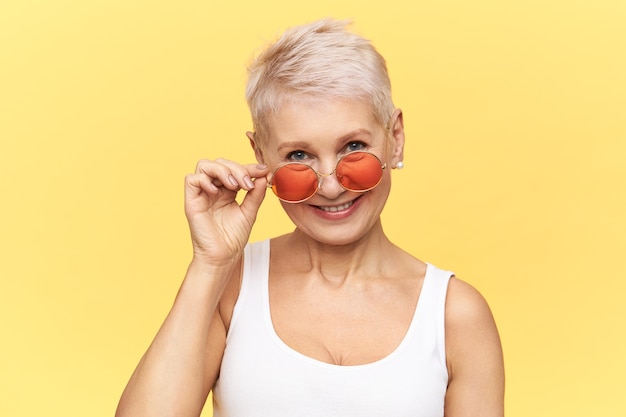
(116, 18, 504, 417)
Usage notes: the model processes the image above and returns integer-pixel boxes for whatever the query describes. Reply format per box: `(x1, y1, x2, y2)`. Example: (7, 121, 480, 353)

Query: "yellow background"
(1, 1, 625, 416)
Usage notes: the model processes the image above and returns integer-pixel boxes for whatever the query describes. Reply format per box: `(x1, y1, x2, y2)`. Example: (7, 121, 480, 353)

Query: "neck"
(281, 220, 398, 285)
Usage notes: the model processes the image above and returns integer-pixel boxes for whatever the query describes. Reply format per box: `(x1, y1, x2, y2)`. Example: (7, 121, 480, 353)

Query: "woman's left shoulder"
(443, 276, 505, 416)
(444, 276, 503, 370)
(445, 276, 496, 326)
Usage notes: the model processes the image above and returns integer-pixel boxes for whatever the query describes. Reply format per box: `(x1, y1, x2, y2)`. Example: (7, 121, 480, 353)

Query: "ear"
(246, 131, 265, 164)
(387, 108, 405, 169)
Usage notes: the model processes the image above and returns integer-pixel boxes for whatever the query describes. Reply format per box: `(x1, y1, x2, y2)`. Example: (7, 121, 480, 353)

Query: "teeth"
(319, 201, 354, 212)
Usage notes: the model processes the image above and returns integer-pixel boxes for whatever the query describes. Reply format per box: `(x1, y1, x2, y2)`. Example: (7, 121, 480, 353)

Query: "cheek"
(379, 169, 393, 191)
(374, 174, 393, 204)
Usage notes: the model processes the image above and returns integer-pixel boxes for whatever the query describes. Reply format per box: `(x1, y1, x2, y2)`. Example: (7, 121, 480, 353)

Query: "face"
(250, 98, 404, 246)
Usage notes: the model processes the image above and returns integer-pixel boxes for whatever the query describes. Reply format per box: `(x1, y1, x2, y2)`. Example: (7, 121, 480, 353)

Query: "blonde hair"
(246, 18, 395, 144)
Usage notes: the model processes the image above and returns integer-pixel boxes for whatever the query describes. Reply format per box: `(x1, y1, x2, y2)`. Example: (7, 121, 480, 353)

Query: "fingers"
(240, 176, 268, 222)
(195, 159, 268, 192)
(185, 171, 218, 198)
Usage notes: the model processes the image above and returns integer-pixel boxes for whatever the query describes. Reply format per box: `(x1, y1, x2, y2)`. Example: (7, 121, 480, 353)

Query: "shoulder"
(444, 276, 501, 356)
(445, 276, 495, 327)
(443, 276, 505, 415)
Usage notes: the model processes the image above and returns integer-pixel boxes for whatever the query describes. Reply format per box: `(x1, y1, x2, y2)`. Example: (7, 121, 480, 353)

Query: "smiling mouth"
(316, 197, 358, 212)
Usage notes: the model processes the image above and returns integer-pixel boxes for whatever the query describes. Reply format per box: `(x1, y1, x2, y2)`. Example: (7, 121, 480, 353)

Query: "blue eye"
(347, 141, 367, 152)
(287, 150, 308, 161)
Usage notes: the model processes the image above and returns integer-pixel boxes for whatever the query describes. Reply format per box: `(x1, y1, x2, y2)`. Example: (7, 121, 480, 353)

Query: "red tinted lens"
(271, 163, 318, 202)
(336, 152, 384, 191)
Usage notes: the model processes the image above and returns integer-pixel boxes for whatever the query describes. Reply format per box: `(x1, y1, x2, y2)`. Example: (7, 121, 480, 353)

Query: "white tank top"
(213, 240, 452, 417)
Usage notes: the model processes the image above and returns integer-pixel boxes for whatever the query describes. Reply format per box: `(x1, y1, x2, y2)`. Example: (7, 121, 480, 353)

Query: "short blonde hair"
(246, 18, 395, 144)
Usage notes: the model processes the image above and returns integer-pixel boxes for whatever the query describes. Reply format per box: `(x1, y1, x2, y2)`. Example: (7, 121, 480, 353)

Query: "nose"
(316, 165, 344, 199)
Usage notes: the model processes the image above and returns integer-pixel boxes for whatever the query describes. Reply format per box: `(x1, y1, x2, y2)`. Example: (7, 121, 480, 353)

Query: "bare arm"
(115, 159, 268, 417)
(444, 277, 505, 417)
(116, 261, 234, 416)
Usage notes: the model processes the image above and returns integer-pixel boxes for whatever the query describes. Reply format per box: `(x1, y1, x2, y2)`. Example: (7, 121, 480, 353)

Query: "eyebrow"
(277, 141, 313, 152)
(338, 129, 373, 142)
(276, 129, 373, 152)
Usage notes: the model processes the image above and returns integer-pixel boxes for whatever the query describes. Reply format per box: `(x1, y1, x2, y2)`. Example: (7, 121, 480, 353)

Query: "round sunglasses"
(268, 151, 386, 203)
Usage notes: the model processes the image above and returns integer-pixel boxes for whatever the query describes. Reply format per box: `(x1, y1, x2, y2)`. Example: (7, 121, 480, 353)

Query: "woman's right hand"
(184, 158, 269, 267)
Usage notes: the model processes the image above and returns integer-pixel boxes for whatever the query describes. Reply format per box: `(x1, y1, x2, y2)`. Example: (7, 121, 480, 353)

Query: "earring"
(395, 161, 404, 170)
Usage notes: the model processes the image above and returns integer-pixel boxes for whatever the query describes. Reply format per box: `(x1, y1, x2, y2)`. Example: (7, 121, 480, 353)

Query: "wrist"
(189, 253, 241, 273)
(181, 256, 240, 303)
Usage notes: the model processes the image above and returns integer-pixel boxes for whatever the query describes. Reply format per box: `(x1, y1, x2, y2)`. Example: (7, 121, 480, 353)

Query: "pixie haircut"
(246, 18, 395, 144)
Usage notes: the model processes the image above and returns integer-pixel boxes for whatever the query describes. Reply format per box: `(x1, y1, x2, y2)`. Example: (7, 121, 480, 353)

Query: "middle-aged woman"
(116, 18, 505, 417)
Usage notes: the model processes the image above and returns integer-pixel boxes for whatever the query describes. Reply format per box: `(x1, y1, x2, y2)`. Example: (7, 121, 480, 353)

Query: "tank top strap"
(413, 263, 454, 369)
(226, 239, 270, 342)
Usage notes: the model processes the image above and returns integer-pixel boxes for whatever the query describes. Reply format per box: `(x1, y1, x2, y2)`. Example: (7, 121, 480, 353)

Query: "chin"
(293, 216, 380, 247)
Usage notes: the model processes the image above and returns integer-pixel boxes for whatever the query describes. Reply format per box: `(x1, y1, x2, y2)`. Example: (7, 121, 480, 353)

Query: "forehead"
(264, 98, 380, 148)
